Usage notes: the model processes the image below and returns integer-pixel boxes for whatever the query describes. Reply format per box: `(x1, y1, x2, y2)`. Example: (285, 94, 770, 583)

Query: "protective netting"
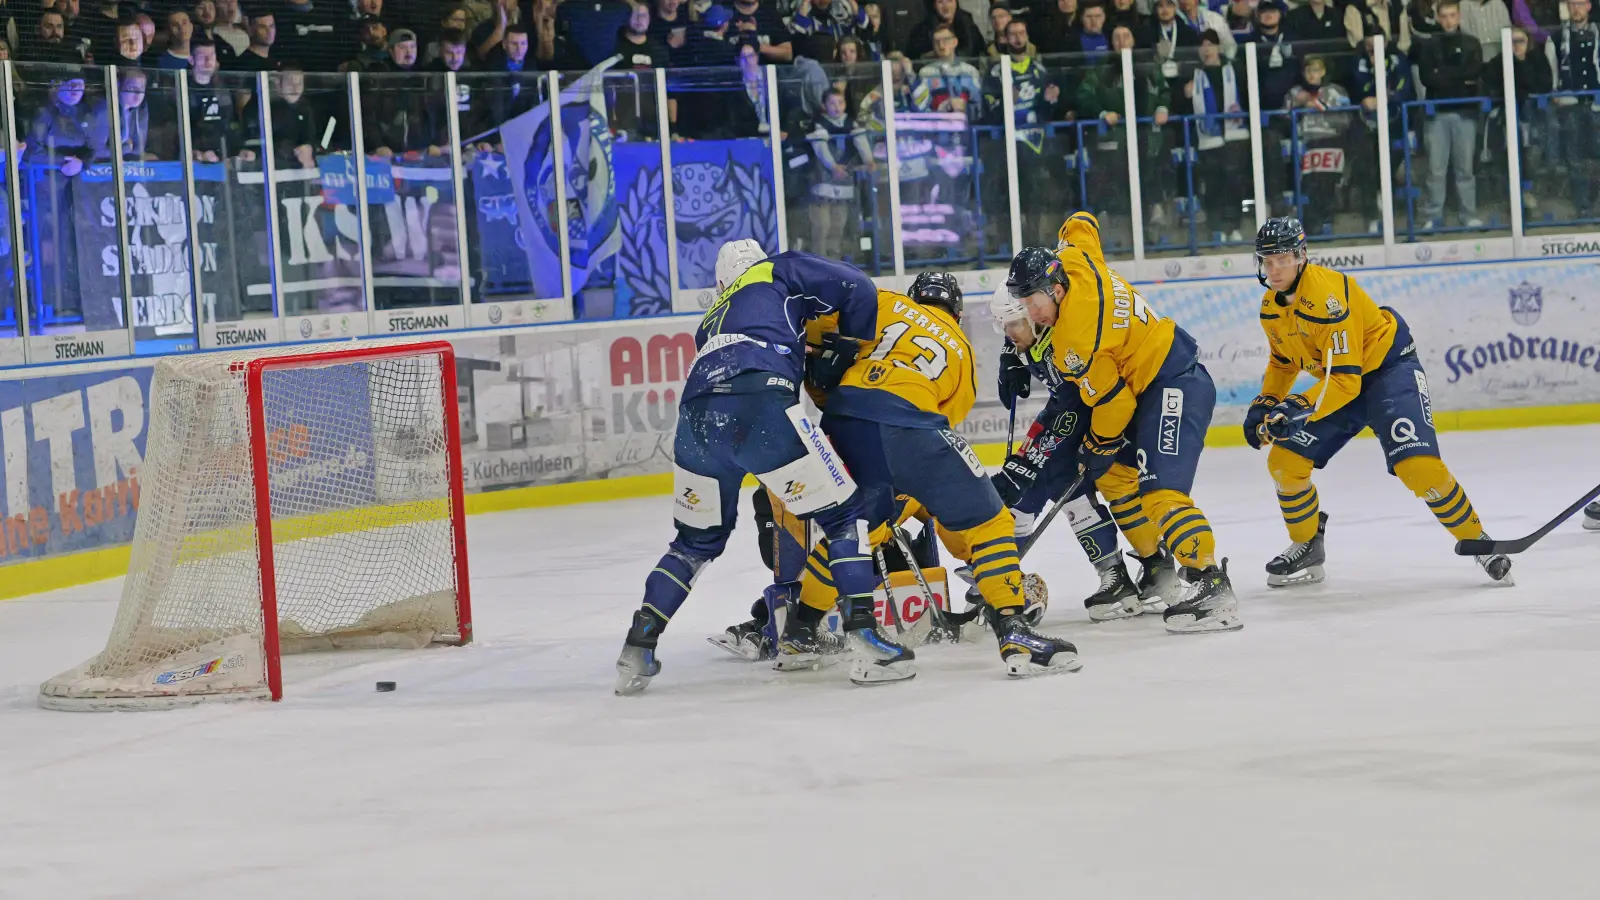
(40, 342, 465, 710)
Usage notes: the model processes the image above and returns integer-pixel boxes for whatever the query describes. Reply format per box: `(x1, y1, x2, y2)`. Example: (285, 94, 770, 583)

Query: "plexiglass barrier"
(0, 28, 1594, 367)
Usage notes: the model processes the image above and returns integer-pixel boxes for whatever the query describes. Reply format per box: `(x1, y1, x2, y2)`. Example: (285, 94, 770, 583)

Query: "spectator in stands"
(648, 0, 691, 63)
(558, 0, 632, 66)
(804, 86, 861, 259)
(856, 0, 884, 56)
(1107, 0, 1142, 34)
(917, 23, 982, 112)
(1078, 24, 1173, 224)
(1144, 0, 1200, 69)
(386, 25, 418, 69)
(136, 11, 155, 48)
(152, 7, 194, 67)
(274, 0, 342, 71)
(1036, 0, 1078, 54)
(1179, 0, 1235, 58)
(423, 3, 468, 63)
(342, 12, 389, 69)
(81, 0, 121, 63)
(1286, 55, 1354, 233)
(428, 29, 490, 146)
(27, 72, 93, 175)
(1250, 0, 1296, 109)
(1513, 0, 1563, 39)
(365, 36, 438, 156)
(830, 34, 878, 110)
(253, 66, 321, 166)
(1354, 35, 1413, 226)
(190, 34, 252, 160)
(228, 7, 280, 69)
(483, 22, 537, 131)
(469, 0, 515, 62)
(1554, 0, 1599, 218)
(192, 0, 237, 64)
(987, 19, 1061, 242)
(733, 0, 794, 62)
(1072, 3, 1111, 59)
(1499, 26, 1549, 208)
(789, 0, 857, 61)
(1183, 29, 1252, 241)
(55, 0, 94, 60)
(89, 65, 151, 160)
(1409, 0, 1444, 37)
(1225, 0, 1254, 43)
(1459, 0, 1511, 60)
(31, 9, 79, 60)
(681, 3, 738, 67)
(213, 0, 250, 54)
(614, 2, 668, 67)
(1286, 0, 1344, 48)
(1346, 0, 1409, 54)
(108, 14, 143, 65)
(906, 0, 982, 59)
(530, 0, 582, 68)
(1416, 0, 1484, 228)
(985, 4, 1010, 56)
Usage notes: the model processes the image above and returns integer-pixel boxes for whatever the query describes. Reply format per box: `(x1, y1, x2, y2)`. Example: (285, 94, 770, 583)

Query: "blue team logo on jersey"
(1509, 282, 1542, 326)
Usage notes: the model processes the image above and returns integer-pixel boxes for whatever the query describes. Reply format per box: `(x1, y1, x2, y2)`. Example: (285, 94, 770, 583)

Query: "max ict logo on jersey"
(1509, 282, 1542, 325)
(1158, 388, 1183, 456)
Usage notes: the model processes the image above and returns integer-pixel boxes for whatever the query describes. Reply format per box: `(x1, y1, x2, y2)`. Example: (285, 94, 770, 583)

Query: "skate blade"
(706, 634, 768, 661)
(774, 650, 847, 672)
(1086, 601, 1143, 622)
(1584, 520, 1600, 532)
(1266, 566, 1325, 588)
(614, 671, 654, 695)
(1164, 613, 1243, 634)
(849, 659, 916, 685)
(1139, 599, 1170, 614)
(1005, 653, 1083, 677)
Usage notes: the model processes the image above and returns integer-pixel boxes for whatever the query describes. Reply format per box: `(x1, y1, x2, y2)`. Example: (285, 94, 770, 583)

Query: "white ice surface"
(3, 425, 1600, 899)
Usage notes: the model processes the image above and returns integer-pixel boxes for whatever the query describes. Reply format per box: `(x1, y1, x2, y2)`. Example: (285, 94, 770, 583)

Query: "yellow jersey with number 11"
(1257, 264, 1401, 421)
(830, 290, 976, 429)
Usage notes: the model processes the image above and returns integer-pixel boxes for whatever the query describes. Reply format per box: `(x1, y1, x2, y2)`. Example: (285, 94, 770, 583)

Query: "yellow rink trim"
(4, 401, 1599, 601)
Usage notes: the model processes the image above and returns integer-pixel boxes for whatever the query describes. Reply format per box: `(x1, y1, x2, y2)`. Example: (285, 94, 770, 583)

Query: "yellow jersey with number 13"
(830, 290, 976, 429)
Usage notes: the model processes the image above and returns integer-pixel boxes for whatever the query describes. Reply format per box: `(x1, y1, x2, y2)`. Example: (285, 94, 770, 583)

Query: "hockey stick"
(947, 469, 1089, 627)
(1004, 404, 1018, 459)
(1454, 482, 1600, 556)
(891, 525, 961, 646)
(871, 541, 904, 636)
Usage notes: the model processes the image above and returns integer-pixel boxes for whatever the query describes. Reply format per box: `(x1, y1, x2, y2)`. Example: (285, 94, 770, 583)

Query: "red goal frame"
(242, 341, 473, 701)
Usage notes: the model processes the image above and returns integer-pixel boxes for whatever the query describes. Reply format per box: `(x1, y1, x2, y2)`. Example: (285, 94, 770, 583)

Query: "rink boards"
(4, 256, 1600, 597)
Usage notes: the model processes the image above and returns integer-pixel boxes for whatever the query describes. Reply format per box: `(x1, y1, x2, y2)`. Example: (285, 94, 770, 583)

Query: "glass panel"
(665, 61, 782, 293)
(1014, 52, 1087, 255)
(972, 116, 1011, 265)
(898, 55, 986, 272)
(122, 67, 198, 354)
(600, 67, 672, 317)
(197, 70, 274, 332)
(269, 70, 366, 323)
(1520, 87, 1600, 233)
(457, 70, 562, 308)
(358, 70, 462, 313)
(1398, 90, 1511, 240)
(847, 60, 894, 275)
(791, 61, 881, 271)
(1259, 45, 1381, 246)
(0, 66, 21, 346)
(15, 61, 124, 340)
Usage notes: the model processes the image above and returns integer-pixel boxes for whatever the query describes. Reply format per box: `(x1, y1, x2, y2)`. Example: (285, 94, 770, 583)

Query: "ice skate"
(845, 615, 916, 685)
(707, 586, 790, 661)
(1472, 534, 1514, 585)
(774, 616, 847, 671)
(615, 610, 665, 695)
(1584, 501, 1600, 531)
(1164, 560, 1243, 634)
(991, 606, 1082, 677)
(1131, 548, 1181, 613)
(1266, 512, 1327, 588)
(1083, 557, 1142, 621)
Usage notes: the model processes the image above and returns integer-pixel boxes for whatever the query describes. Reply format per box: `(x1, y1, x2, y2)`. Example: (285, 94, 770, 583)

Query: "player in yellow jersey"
(1006, 212, 1241, 634)
(1248, 218, 1513, 586)
(823, 272, 1082, 681)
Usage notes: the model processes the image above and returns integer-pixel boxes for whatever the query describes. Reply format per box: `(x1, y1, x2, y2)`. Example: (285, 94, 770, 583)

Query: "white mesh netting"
(39, 342, 467, 710)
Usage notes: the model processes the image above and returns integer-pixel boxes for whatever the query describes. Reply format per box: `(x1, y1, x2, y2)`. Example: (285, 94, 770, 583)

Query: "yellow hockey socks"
(1144, 489, 1216, 570)
(1395, 456, 1484, 540)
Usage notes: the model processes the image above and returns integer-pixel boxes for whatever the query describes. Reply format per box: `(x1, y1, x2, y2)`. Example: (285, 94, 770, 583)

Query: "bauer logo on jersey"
(1060, 348, 1087, 376)
(1509, 281, 1542, 326)
(1158, 388, 1183, 456)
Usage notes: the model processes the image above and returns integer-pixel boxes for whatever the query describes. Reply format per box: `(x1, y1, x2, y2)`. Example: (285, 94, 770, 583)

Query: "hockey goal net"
(40, 341, 472, 710)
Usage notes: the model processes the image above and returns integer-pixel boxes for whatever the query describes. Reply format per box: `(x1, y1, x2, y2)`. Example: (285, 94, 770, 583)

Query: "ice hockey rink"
(3, 424, 1598, 899)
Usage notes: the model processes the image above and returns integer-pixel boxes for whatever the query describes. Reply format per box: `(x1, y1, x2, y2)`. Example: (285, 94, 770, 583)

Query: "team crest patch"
(1060, 348, 1087, 375)
(1325, 295, 1344, 317)
(865, 363, 888, 383)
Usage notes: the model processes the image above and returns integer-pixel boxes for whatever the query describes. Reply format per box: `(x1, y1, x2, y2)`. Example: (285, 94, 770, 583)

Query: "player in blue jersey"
(987, 292, 1184, 621)
(614, 241, 901, 695)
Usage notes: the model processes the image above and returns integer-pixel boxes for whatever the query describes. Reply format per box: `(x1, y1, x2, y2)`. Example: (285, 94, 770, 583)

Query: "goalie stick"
(1454, 482, 1600, 556)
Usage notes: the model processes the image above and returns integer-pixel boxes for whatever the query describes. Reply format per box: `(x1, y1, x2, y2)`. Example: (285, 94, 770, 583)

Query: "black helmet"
(909, 271, 963, 321)
(1005, 247, 1068, 301)
(1254, 217, 1307, 287)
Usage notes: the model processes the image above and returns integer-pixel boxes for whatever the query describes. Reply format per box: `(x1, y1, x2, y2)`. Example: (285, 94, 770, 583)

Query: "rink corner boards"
(3, 402, 1599, 601)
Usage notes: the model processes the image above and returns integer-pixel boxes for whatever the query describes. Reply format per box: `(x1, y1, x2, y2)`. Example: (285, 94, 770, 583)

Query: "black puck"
(376, 681, 396, 692)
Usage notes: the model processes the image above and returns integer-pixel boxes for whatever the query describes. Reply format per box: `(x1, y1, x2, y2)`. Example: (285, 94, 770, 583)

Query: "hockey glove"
(1243, 393, 1280, 450)
(1263, 394, 1315, 443)
(997, 347, 1032, 411)
(1078, 431, 1123, 483)
(991, 451, 1042, 508)
(806, 332, 862, 392)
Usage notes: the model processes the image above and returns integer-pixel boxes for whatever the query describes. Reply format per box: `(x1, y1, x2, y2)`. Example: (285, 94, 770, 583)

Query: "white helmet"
(715, 239, 767, 293)
(990, 291, 1045, 346)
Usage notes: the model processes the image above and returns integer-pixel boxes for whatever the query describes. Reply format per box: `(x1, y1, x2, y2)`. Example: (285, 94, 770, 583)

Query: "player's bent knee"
(1267, 443, 1315, 492)
(1096, 463, 1140, 500)
(1393, 455, 1455, 498)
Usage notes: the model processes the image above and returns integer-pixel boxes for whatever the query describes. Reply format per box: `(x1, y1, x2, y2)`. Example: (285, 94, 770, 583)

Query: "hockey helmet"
(991, 286, 1045, 347)
(1005, 247, 1068, 302)
(909, 271, 963, 322)
(1254, 216, 1307, 288)
(715, 239, 767, 293)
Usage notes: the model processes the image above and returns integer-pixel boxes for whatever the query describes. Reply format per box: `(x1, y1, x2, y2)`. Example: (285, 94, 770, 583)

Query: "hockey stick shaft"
(891, 525, 959, 646)
(1004, 404, 1018, 459)
(1454, 481, 1600, 556)
(1019, 470, 1086, 560)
